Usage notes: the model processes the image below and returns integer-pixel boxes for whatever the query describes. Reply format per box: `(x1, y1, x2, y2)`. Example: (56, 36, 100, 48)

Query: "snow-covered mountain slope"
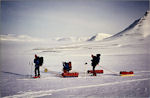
(106, 11, 150, 40)
(88, 33, 112, 41)
(86, 11, 150, 42)
(54, 33, 112, 42)
(30, 11, 150, 55)
(55, 37, 88, 42)
(48, 11, 150, 55)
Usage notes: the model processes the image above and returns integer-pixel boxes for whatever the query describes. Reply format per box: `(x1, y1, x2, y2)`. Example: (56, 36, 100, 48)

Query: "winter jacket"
(91, 56, 100, 66)
(34, 57, 40, 68)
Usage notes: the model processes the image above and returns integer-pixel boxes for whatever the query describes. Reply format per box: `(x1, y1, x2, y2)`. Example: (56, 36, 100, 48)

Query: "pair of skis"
(32, 76, 40, 79)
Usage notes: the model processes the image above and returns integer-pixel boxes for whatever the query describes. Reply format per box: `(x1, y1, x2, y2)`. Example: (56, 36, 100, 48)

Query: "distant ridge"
(106, 11, 150, 40)
(88, 33, 112, 41)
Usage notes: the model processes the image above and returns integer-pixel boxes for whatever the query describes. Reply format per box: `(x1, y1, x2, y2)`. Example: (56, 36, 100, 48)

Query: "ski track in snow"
(15, 70, 150, 80)
(4, 78, 150, 98)
(19, 74, 150, 80)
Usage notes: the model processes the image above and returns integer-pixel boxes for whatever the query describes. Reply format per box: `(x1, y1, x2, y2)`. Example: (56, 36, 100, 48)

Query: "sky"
(0, 0, 149, 39)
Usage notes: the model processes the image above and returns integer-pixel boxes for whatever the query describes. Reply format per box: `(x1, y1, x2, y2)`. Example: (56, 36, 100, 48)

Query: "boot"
(93, 72, 97, 76)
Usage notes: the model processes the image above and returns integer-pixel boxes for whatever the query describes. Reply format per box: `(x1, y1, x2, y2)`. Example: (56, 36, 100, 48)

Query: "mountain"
(55, 33, 112, 42)
(88, 33, 112, 41)
(55, 37, 88, 42)
(56, 11, 150, 43)
(0, 34, 44, 42)
(55, 37, 73, 41)
(107, 11, 150, 40)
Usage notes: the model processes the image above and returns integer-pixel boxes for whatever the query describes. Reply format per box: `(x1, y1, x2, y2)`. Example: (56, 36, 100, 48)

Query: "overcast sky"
(1, 0, 149, 38)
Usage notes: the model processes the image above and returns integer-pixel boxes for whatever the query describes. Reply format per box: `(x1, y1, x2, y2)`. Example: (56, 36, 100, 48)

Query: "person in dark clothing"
(63, 62, 72, 73)
(34, 54, 40, 77)
(91, 54, 101, 76)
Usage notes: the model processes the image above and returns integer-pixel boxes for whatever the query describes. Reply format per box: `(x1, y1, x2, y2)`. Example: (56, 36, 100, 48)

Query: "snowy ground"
(0, 37, 150, 98)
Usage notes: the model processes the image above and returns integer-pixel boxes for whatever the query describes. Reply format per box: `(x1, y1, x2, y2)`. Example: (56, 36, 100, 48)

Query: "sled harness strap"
(99, 65, 119, 75)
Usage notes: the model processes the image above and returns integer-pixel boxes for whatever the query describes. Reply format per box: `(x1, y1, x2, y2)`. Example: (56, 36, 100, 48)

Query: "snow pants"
(92, 65, 96, 76)
(35, 67, 40, 76)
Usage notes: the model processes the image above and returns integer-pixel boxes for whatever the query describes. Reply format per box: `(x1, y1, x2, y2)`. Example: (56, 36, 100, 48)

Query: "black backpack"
(39, 57, 43, 66)
(95, 56, 100, 65)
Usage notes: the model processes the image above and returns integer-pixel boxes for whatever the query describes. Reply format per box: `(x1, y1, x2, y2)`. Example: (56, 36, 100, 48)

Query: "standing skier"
(34, 54, 40, 78)
(91, 54, 101, 76)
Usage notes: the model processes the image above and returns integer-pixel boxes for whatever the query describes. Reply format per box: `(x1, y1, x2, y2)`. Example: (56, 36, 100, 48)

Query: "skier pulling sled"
(87, 54, 103, 76)
(62, 62, 79, 77)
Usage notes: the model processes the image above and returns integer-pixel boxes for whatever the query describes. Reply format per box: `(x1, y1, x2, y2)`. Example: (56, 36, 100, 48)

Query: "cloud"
(0, 34, 44, 42)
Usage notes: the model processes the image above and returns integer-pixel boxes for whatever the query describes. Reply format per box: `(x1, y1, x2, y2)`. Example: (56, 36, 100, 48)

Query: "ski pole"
(31, 62, 33, 77)
(29, 61, 30, 78)
(85, 62, 88, 78)
(29, 61, 33, 77)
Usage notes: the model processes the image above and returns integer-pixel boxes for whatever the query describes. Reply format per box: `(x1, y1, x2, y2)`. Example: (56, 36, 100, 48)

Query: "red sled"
(120, 71, 134, 76)
(62, 72, 79, 77)
(87, 70, 103, 74)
